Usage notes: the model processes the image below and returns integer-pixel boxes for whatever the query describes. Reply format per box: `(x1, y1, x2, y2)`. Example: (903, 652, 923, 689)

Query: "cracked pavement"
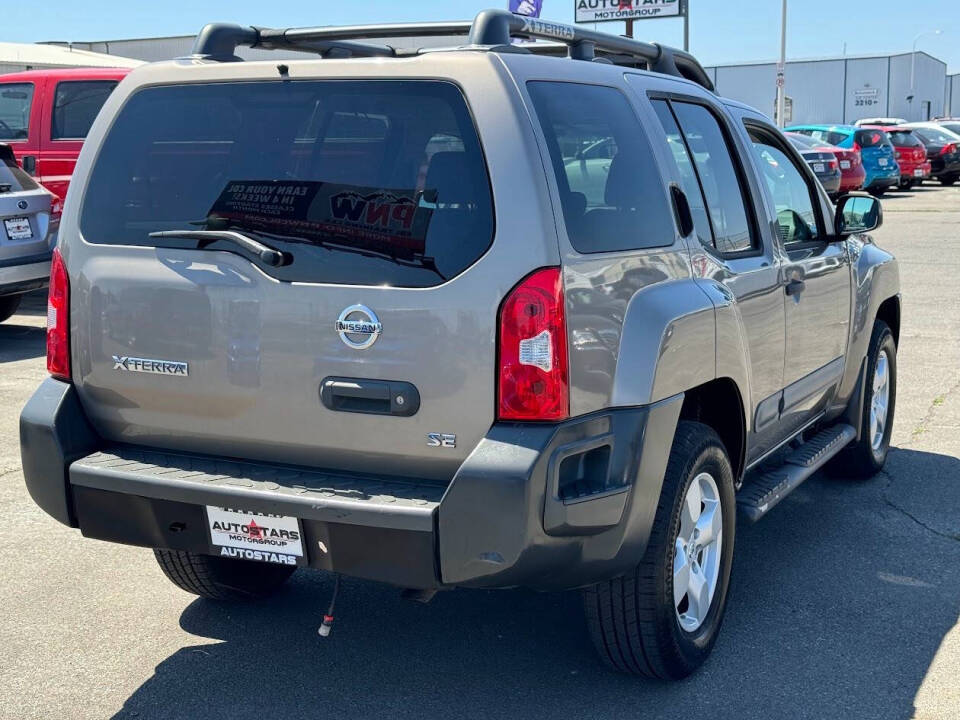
(0, 186, 958, 720)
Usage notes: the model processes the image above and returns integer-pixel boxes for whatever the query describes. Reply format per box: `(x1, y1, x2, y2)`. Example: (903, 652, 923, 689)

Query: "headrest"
(425, 151, 476, 205)
(604, 151, 642, 208)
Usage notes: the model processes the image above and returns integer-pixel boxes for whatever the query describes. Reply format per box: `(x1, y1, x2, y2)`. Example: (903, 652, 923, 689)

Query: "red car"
(0, 67, 130, 200)
(863, 125, 931, 189)
(796, 136, 864, 194)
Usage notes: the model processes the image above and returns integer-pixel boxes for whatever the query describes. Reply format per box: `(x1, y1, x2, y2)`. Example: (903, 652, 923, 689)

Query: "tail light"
(828, 158, 838, 170)
(48, 193, 63, 234)
(497, 267, 568, 421)
(853, 142, 862, 153)
(46, 248, 70, 381)
(940, 143, 957, 156)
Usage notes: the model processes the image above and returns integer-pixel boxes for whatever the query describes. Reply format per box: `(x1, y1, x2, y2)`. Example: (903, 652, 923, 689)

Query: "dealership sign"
(575, 0, 680, 24)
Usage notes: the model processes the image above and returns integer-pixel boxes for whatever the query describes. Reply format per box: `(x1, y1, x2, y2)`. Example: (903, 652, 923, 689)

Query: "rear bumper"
(21, 377, 681, 591)
(0, 257, 50, 296)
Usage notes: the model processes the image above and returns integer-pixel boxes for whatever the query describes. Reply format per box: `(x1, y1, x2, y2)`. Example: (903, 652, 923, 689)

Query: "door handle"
(320, 377, 420, 417)
(784, 279, 805, 296)
(21, 155, 37, 175)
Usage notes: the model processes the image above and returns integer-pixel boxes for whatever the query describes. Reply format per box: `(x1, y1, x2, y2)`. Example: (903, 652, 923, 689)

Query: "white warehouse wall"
(708, 52, 948, 126)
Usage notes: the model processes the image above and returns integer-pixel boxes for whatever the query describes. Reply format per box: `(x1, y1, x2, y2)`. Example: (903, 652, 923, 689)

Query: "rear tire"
(583, 421, 736, 679)
(154, 548, 295, 600)
(0, 294, 22, 324)
(941, 176, 957, 186)
(869, 187, 886, 197)
(829, 320, 897, 479)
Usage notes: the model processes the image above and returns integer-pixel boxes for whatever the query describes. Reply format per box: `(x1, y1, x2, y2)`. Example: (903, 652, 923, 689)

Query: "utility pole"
(625, 18, 634, 38)
(682, 0, 689, 52)
(776, 0, 787, 128)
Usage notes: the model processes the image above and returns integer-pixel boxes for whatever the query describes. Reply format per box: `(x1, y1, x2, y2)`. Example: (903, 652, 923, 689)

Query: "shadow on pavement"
(0, 323, 45, 362)
(112, 448, 960, 720)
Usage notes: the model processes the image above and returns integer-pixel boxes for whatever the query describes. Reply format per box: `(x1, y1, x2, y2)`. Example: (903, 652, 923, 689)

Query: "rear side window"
(51, 81, 117, 140)
(527, 81, 675, 253)
(80, 80, 493, 288)
(854, 130, 890, 148)
(0, 147, 39, 192)
(0, 83, 33, 141)
(664, 101, 755, 255)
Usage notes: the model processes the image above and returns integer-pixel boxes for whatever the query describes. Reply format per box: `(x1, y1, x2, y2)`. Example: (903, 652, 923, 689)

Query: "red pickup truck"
(0, 67, 130, 200)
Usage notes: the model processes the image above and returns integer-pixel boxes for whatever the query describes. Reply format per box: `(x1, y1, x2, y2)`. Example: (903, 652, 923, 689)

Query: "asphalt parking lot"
(1, 185, 958, 720)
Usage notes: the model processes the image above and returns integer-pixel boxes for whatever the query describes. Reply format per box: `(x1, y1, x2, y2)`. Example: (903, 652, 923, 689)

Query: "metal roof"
(0, 42, 142, 69)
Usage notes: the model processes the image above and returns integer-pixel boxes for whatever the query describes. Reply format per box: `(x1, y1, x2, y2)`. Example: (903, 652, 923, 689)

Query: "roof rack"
(190, 8, 714, 93)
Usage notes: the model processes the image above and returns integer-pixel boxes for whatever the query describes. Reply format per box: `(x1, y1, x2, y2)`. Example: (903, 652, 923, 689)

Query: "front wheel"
(941, 176, 957, 187)
(830, 320, 897, 478)
(583, 421, 736, 679)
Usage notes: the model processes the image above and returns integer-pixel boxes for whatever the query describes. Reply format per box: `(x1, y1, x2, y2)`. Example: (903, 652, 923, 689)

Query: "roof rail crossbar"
(189, 8, 714, 92)
(468, 9, 714, 91)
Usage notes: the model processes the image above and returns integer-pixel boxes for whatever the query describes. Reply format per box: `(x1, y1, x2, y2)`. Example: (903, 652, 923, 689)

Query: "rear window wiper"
(148, 229, 291, 267)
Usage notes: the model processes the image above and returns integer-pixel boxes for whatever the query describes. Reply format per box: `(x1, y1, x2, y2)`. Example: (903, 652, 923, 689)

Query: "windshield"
(887, 130, 922, 148)
(910, 126, 960, 146)
(80, 80, 494, 288)
(0, 146, 39, 192)
(854, 130, 891, 148)
(0, 83, 33, 141)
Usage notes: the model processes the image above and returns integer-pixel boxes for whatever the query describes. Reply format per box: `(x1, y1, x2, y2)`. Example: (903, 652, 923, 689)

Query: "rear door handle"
(784, 279, 805, 296)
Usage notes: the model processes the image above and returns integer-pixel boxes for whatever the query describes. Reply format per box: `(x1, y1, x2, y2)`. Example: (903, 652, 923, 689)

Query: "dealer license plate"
(3, 217, 32, 240)
(914, 168, 925, 177)
(813, 163, 825, 173)
(840, 160, 851, 169)
(878, 158, 889, 167)
(206, 506, 304, 565)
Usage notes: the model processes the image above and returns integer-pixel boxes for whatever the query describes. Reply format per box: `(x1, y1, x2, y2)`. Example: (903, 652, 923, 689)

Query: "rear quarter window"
(527, 81, 675, 253)
(79, 80, 494, 288)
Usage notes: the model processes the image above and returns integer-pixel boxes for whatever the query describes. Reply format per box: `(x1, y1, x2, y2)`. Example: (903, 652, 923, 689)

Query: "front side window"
(0, 83, 34, 141)
(668, 101, 755, 254)
(748, 127, 821, 246)
(80, 80, 493, 288)
(52, 81, 118, 140)
(527, 81, 676, 253)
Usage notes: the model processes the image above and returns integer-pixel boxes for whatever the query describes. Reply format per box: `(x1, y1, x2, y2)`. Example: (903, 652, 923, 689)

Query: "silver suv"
(20, 10, 900, 679)
(0, 143, 59, 323)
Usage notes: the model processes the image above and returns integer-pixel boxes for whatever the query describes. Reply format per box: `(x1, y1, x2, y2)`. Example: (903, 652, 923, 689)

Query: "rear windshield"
(940, 122, 960, 136)
(854, 130, 891, 148)
(887, 130, 922, 147)
(911, 126, 959, 146)
(0, 147, 38, 193)
(80, 80, 493, 287)
(0, 83, 33, 141)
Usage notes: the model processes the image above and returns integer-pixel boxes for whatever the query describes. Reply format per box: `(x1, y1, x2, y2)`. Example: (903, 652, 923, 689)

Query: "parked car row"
(786, 118, 960, 196)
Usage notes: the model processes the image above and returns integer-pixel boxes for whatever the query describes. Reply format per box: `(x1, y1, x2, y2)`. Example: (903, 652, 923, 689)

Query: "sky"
(4, 1, 959, 72)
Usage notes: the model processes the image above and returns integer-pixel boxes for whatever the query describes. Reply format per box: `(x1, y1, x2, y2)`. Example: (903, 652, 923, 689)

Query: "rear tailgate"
(65, 65, 557, 481)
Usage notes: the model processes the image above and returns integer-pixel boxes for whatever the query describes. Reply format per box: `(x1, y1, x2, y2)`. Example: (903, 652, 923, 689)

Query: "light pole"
(776, 0, 787, 127)
(910, 29, 942, 119)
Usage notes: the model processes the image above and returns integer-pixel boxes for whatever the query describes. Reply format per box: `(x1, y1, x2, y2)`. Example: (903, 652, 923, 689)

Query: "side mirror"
(835, 192, 883, 237)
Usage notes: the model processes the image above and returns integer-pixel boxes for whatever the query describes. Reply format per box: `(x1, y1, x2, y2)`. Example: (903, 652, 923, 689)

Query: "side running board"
(737, 423, 856, 523)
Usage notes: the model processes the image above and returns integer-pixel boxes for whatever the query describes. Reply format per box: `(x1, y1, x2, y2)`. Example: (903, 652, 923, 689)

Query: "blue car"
(787, 124, 900, 195)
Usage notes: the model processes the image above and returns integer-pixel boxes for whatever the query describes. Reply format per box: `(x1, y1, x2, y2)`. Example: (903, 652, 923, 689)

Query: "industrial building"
(4, 31, 957, 124)
(705, 51, 953, 125)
